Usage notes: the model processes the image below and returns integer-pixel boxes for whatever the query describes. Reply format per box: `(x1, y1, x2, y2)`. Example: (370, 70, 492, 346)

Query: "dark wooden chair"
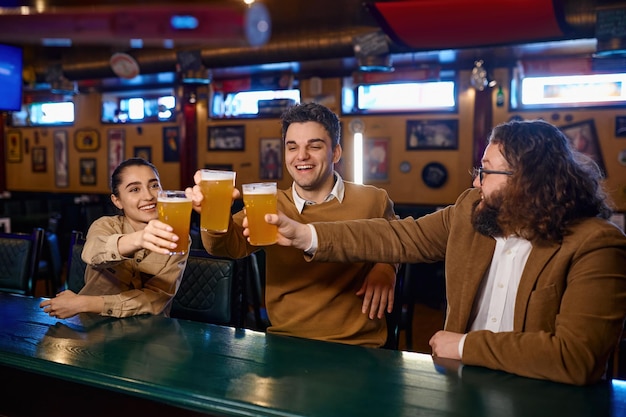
(384, 264, 406, 350)
(385, 261, 446, 350)
(0, 227, 45, 296)
(36, 231, 63, 297)
(171, 249, 252, 328)
(246, 252, 267, 331)
(65, 230, 87, 293)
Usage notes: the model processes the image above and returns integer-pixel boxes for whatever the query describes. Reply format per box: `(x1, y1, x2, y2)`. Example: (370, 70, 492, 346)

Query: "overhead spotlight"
(594, 7, 626, 57)
(181, 67, 211, 85)
(177, 49, 211, 85)
(353, 30, 394, 72)
(357, 53, 394, 72)
(45, 63, 78, 95)
(50, 78, 78, 95)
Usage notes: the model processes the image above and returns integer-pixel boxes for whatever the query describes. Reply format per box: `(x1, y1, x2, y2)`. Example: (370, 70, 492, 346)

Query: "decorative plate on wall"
(399, 161, 411, 173)
(421, 162, 448, 189)
(349, 119, 365, 134)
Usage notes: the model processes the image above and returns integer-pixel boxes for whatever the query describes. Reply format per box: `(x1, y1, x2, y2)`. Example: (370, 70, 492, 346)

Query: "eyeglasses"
(471, 167, 513, 185)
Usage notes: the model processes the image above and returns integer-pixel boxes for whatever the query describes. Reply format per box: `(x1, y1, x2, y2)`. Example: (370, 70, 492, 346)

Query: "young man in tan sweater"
(188, 103, 398, 347)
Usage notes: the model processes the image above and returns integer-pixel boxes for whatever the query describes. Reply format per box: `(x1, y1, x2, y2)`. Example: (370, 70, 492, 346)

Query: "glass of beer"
(157, 190, 193, 255)
(199, 169, 236, 233)
(242, 182, 277, 246)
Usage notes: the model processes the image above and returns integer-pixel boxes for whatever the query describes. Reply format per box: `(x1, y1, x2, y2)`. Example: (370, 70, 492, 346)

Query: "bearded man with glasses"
(252, 119, 626, 386)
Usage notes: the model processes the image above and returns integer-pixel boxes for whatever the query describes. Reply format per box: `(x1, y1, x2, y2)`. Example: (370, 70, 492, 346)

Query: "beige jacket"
(310, 188, 626, 385)
(80, 215, 188, 317)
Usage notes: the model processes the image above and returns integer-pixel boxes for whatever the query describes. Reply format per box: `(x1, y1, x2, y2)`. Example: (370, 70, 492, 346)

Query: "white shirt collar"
(292, 171, 345, 213)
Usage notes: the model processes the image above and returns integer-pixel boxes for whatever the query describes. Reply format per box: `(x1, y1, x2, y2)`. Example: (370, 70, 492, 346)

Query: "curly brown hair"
(489, 119, 613, 243)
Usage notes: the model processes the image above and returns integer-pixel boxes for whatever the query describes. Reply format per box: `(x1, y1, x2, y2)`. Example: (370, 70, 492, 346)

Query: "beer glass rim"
(158, 190, 189, 199)
(242, 182, 276, 187)
(200, 169, 236, 181)
(242, 182, 277, 193)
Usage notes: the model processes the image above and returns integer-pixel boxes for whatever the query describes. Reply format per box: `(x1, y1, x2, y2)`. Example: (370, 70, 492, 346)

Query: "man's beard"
(471, 193, 504, 237)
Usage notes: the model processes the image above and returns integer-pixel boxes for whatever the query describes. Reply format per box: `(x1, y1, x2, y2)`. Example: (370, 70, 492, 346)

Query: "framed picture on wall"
(205, 164, 233, 171)
(364, 137, 389, 182)
(406, 119, 459, 150)
(79, 158, 97, 186)
(259, 138, 282, 180)
(74, 128, 100, 152)
(134, 146, 152, 162)
(53, 130, 69, 187)
(108, 129, 125, 180)
(616, 116, 626, 137)
(6, 130, 21, 162)
(163, 126, 180, 162)
(32, 147, 46, 172)
(560, 119, 606, 176)
(208, 125, 245, 151)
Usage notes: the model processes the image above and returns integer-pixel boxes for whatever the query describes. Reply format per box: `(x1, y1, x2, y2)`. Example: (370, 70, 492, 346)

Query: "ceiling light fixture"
(177, 50, 211, 85)
(470, 60, 489, 91)
(353, 30, 394, 72)
(45, 64, 78, 95)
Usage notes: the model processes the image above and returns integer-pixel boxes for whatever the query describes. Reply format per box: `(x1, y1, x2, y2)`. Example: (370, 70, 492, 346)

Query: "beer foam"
(201, 169, 236, 181)
(242, 183, 276, 195)
(158, 196, 190, 202)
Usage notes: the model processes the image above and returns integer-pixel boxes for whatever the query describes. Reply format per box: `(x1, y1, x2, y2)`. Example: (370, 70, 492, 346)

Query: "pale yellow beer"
(157, 190, 192, 255)
(199, 169, 236, 233)
(242, 182, 277, 246)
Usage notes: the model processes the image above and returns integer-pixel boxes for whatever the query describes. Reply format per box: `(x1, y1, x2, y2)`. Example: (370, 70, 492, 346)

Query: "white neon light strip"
(353, 132, 363, 185)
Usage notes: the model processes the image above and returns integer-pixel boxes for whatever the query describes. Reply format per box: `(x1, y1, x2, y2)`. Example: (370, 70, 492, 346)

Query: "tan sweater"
(201, 182, 397, 347)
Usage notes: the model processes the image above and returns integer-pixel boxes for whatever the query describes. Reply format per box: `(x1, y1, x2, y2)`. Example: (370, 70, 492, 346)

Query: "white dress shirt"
(459, 236, 532, 356)
(300, 172, 345, 253)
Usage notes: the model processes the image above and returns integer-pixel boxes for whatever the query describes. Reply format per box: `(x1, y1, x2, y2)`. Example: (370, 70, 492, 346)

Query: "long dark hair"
(490, 119, 612, 242)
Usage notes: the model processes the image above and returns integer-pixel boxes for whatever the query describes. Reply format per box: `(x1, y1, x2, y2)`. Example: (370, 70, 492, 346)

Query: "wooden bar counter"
(0, 292, 624, 417)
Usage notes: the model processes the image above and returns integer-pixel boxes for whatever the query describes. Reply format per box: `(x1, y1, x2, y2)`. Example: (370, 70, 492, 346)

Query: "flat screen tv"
(0, 43, 23, 112)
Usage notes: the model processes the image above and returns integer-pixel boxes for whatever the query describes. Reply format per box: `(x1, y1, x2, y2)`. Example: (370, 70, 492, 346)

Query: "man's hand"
(184, 170, 204, 214)
(185, 170, 240, 215)
(243, 211, 312, 250)
(356, 264, 395, 319)
(429, 330, 464, 360)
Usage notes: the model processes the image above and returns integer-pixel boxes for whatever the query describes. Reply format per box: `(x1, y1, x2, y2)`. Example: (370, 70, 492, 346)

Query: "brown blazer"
(310, 188, 626, 385)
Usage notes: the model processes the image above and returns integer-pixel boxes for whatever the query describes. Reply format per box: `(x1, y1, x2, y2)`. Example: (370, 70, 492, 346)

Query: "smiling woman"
(39, 157, 190, 320)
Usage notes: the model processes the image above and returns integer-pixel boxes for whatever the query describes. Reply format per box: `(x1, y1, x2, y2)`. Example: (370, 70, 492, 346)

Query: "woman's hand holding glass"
(120, 219, 180, 256)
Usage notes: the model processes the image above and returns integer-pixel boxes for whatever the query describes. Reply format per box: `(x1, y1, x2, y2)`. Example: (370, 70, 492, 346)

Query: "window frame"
(9, 100, 75, 127)
(209, 88, 301, 119)
(341, 75, 458, 116)
(101, 89, 177, 124)
(510, 68, 626, 111)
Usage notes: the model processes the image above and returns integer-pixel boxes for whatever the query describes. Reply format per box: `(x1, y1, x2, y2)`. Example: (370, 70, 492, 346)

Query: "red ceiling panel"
(369, 0, 565, 50)
(0, 3, 270, 47)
